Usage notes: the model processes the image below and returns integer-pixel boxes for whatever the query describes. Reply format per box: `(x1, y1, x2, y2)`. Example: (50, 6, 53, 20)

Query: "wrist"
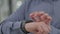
(25, 23, 31, 32)
(20, 20, 33, 34)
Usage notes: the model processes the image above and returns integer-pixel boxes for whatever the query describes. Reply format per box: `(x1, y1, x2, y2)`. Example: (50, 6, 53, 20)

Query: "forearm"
(1, 20, 33, 34)
(1, 21, 24, 34)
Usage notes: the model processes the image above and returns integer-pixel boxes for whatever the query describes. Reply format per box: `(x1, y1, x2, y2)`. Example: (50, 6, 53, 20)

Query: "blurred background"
(0, 0, 24, 22)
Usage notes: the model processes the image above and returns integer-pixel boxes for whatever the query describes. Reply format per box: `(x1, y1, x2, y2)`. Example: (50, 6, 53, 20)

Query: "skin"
(25, 11, 52, 34)
(29, 11, 52, 25)
(25, 22, 51, 34)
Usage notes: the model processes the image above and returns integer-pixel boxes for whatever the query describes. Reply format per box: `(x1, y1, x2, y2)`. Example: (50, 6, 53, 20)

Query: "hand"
(25, 22, 51, 34)
(29, 11, 52, 25)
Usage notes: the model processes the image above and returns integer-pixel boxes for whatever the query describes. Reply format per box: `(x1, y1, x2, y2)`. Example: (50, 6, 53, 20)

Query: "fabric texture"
(0, 0, 60, 34)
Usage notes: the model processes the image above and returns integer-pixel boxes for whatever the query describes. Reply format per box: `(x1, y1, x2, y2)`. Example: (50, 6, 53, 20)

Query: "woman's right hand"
(25, 22, 51, 34)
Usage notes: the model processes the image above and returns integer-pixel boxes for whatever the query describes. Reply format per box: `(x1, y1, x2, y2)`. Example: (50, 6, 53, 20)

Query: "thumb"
(45, 16, 52, 25)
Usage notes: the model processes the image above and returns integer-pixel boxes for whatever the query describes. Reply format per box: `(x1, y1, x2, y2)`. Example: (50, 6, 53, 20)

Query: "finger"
(41, 25, 51, 34)
(29, 12, 39, 21)
(38, 24, 49, 34)
(36, 32, 42, 34)
(30, 12, 45, 22)
(38, 25, 44, 33)
(47, 25, 51, 32)
(33, 26, 43, 34)
(29, 12, 35, 20)
(40, 13, 48, 21)
(42, 32, 48, 34)
(33, 12, 41, 22)
(35, 12, 45, 22)
(40, 22, 50, 33)
(34, 31, 42, 34)
(38, 23, 49, 34)
(37, 11, 45, 16)
(40, 13, 52, 25)
(44, 16, 52, 25)
(32, 30, 42, 34)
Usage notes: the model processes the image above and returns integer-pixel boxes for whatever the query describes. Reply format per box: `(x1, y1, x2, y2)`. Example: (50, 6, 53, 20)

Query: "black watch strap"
(20, 20, 33, 34)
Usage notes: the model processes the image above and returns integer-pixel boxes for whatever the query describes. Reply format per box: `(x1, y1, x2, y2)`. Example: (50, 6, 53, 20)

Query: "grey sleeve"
(49, 25, 60, 34)
(0, 25, 2, 34)
(1, 21, 24, 34)
(0, 0, 32, 34)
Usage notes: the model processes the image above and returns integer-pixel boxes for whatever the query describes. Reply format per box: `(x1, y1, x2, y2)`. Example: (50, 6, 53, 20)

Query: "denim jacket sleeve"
(0, 0, 32, 34)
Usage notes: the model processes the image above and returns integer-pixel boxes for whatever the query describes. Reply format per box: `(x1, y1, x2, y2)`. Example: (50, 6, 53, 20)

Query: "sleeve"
(0, 25, 2, 34)
(1, 21, 24, 34)
(0, 0, 32, 34)
(49, 26, 60, 34)
(49, 19, 60, 34)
